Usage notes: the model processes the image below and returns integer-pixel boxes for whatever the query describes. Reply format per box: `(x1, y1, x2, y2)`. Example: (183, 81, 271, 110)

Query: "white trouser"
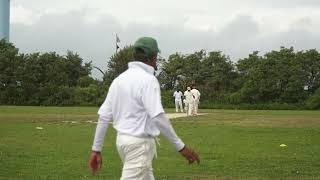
(175, 100, 183, 112)
(116, 133, 156, 180)
(184, 101, 188, 113)
(193, 100, 199, 115)
(187, 102, 194, 116)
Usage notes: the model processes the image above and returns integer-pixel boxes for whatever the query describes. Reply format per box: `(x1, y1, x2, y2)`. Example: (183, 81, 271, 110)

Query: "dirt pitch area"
(166, 113, 207, 119)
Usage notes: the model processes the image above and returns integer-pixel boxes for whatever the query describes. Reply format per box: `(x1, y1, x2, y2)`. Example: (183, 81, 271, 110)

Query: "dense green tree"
(296, 49, 320, 93)
(158, 53, 186, 89)
(234, 47, 310, 104)
(0, 40, 23, 104)
(104, 46, 134, 85)
(1, 39, 319, 109)
(0, 40, 94, 105)
(201, 51, 236, 92)
(306, 87, 320, 109)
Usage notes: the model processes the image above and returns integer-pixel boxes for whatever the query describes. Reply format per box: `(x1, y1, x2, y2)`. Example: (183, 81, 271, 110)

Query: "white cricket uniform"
(184, 90, 194, 116)
(173, 91, 184, 112)
(191, 88, 201, 115)
(92, 61, 185, 180)
(183, 99, 188, 112)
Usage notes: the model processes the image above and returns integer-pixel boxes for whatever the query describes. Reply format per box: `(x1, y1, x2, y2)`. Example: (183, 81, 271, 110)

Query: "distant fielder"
(184, 87, 194, 116)
(173, 88, 184, 113)
(191, 85, 201, 115)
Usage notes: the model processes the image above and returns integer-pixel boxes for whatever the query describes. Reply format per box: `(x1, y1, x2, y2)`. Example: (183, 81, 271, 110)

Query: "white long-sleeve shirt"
(184, 90, 194, 103)
(191, 88, 201, 101)
(92, 61, 185, 152)
(173, 91, 183, 101)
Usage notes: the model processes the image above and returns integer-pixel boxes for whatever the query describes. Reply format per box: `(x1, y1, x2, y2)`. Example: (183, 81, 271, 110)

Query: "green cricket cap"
(134, 37, 160, 58)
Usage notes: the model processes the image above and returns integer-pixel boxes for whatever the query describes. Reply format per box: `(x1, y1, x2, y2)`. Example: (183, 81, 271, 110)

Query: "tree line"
(0, 40, 107, 106)
(158, 48, 320, 109)
(0, 39, 319, 109)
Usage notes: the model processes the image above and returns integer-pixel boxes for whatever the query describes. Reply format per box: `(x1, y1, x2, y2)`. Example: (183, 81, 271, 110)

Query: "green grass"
(0, 106, 320, 179)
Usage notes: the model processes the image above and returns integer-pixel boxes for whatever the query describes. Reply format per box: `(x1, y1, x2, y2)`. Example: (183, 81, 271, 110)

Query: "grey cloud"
(14, 0, 320, 9)
(258, 29, 319, 51)
(11, 10, 320, 79)
(249, 17, 318, 55)
(12, 10, 121, 79)
(214, 15, 260, 55)
(247, 0, 320, 7)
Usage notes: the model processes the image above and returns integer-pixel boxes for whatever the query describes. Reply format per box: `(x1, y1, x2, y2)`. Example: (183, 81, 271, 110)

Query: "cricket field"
(0, 106, 319, 180)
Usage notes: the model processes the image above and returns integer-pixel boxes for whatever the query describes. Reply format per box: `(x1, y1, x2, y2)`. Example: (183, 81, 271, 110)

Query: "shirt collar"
(128, 61, 155, 75)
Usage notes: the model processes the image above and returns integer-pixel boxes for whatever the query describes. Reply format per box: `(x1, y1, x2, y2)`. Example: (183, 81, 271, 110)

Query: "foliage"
(305, 87, 320, 109)
(0, 40, 93, 106)
(103, 46, 134, 85)
(1, 40, 320, 109)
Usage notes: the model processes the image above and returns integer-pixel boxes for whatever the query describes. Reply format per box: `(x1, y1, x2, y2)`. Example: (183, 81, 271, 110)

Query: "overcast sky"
(9, 0, 320, 79)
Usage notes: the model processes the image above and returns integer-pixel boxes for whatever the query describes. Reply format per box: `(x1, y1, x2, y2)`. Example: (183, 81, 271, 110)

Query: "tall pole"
(0, 0, 10, 41)
(116, 34, 120, 54)
(116, 35, 118, 54)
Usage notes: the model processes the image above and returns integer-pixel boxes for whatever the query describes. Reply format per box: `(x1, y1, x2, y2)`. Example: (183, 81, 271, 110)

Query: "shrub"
(305, 88, 320, 109)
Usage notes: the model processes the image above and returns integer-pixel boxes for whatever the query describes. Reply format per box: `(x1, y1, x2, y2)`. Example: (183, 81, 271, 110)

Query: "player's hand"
(88, 151, 102, 175)
(179, 146, 200, 164)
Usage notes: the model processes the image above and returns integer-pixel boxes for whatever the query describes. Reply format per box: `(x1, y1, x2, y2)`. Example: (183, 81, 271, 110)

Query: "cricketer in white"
(89, 37, 199, 180)
(92, 62, 185, 152)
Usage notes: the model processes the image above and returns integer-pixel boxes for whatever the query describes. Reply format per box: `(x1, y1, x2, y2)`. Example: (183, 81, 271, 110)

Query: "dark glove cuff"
(178, 145, 186, 152)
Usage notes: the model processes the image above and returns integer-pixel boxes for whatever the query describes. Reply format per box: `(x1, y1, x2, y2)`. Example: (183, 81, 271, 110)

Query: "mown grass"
(0, 106, 320, 180)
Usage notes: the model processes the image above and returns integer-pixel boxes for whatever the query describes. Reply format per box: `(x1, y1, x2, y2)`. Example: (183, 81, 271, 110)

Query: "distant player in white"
(184, 87, 194, 116)
(191, 85, 201, 115)
(173, 89, 184, 113)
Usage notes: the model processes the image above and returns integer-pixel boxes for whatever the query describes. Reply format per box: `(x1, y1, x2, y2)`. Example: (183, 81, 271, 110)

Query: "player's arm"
(89, 115, 111, 175)
(91, 115, 112, 152)
(142, 78, 199, 164)
(152, 113, 200, 164)
(89, 83, 114, 175)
